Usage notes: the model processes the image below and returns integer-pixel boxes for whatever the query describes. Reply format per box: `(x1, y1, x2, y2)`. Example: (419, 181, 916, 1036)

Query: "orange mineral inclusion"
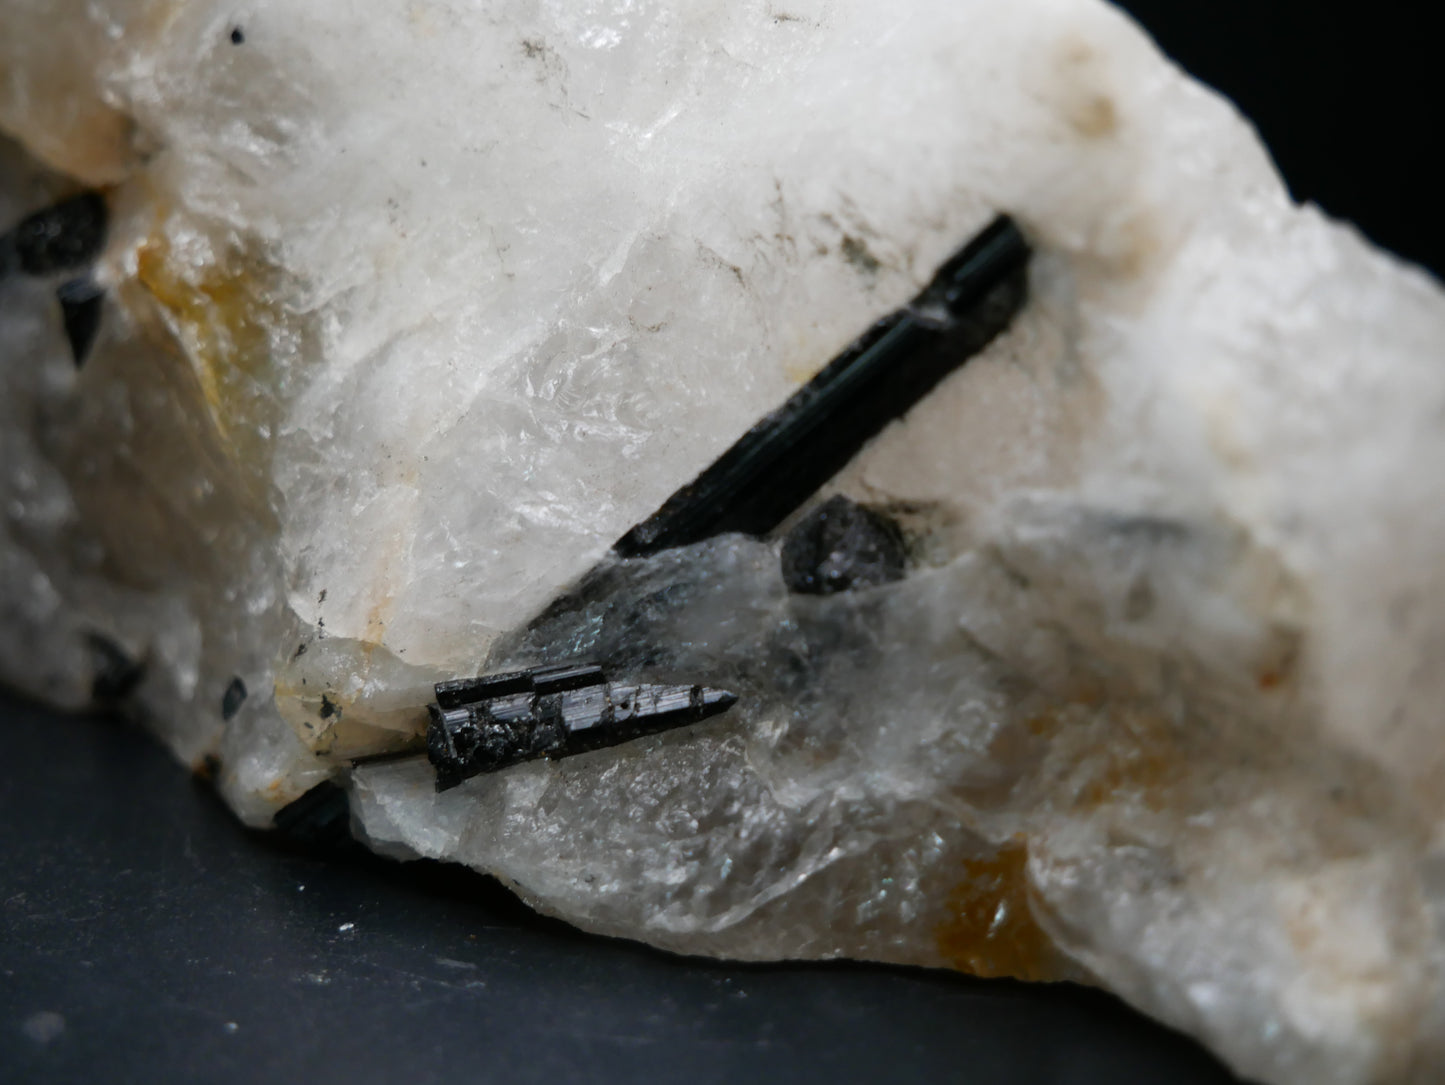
(936, 839, 1065, 982)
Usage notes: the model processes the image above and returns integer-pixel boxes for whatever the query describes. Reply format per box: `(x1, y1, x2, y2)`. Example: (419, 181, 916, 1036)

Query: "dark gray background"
(3, 2, 1437, 1082)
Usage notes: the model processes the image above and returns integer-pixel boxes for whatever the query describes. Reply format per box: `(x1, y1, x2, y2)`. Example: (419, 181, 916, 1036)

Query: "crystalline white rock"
(3, 1, 1444, 1081)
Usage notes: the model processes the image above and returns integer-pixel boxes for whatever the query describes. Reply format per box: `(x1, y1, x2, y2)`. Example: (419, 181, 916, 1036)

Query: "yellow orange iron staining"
(1074, 713, 1185, 812)
(936, 839, 1066, 982)
(135, 232, 301, 482)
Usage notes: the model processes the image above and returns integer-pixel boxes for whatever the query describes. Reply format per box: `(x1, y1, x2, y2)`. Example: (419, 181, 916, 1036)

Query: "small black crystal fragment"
(781, 496, 906, 595)
(319, 694, 338, 719)
(87, 633, 145, 703)
(614, 215, 1030, 558)
(221, 676, 249, 721)
(230, 26, 245, 44)
(427, 663, 737, 790)
(55, 277, 104, 366)
(4, 192, 108, 276)
(272, 780, 352, 847)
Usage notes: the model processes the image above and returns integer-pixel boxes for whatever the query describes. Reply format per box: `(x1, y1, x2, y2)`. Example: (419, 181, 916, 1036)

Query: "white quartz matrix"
(3, 2, 1444, 1082)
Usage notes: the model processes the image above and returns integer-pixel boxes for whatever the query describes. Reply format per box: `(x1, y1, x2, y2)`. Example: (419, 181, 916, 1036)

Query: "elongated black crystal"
(614, 215, 1030, 558)
(427, 663, 737, 790)
(2, 192, 108, 277)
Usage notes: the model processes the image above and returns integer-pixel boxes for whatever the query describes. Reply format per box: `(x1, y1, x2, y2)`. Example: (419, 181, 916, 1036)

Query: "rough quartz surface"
(3, 2, 1444, 1082)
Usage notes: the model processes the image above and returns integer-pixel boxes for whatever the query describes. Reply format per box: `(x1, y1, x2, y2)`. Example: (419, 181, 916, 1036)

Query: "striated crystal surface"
(3, 2, 1445, 1082)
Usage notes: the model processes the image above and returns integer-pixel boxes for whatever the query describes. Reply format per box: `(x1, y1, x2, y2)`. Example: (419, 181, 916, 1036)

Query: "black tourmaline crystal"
(56, 277, 105, 366)
(614, 215, 1029, 558)
(87, 633, 145, 704)
(780, 496, 906, 595)
(427, 663, 737, 790)
(272, 780, 353, 847)
(221, 676, 249, 721)
(2, 192, 109, 277)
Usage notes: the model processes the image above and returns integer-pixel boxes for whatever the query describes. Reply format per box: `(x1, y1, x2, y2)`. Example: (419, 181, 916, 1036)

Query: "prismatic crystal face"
(4, 4, 1445, 1084)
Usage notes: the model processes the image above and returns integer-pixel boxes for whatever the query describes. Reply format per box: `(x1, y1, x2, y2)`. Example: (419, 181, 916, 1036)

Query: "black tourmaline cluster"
(299, 214, 1031, 800)
(421, 215, 1033, 786)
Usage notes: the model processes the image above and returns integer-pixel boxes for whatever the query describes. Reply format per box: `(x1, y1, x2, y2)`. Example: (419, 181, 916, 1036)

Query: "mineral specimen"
(2, 2, 1444, 1083)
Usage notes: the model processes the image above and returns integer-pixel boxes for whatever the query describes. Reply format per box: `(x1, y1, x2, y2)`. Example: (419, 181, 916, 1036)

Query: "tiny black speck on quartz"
(230, 27, 245, 45)
(319, 694, 337, 719)
(221, 676, 248, 721)
(781, 495, 907, 595)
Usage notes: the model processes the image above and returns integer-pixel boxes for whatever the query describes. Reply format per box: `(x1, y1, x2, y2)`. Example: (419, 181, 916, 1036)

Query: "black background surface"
(2, 3, 1439, 1083)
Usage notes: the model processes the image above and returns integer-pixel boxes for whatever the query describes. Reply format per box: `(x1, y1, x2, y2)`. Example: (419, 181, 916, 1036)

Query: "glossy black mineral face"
(2, 191, 108, 276)
(426, 662, 738, 790)
(4, 4, 1445, 1085)
(780, 497, 908, 596)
